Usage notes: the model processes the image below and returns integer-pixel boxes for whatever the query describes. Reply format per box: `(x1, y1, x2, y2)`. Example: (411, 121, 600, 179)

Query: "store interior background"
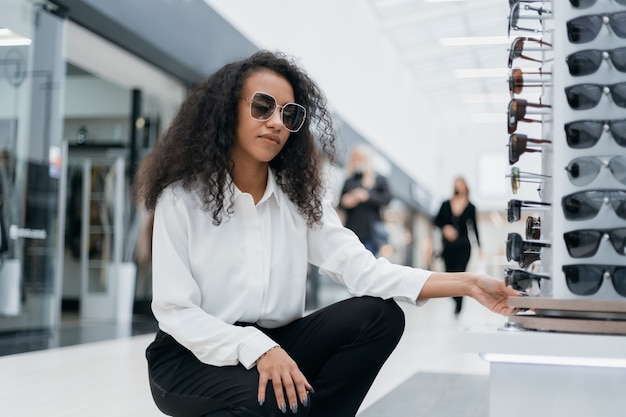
(0, 0, 547, 352)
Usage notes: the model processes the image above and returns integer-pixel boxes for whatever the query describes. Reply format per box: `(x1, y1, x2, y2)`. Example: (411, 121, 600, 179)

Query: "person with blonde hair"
(339, 145, 391, 255)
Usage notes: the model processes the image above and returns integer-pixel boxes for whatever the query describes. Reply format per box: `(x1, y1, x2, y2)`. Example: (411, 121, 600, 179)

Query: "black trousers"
(146, 296, 405, 417)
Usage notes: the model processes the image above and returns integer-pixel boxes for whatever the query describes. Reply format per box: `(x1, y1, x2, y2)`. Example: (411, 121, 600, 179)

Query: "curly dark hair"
(134, 50, 337, 226)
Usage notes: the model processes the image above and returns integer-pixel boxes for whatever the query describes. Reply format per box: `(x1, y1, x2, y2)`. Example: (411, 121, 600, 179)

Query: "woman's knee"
(349, 296, 405, 340)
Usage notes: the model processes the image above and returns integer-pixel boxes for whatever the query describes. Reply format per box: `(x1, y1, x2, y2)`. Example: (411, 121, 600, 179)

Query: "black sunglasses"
(508, 68, 552, 98)
(508, 2, 552, 37)
(508, 133, 551, 165)
(564, 227, 626, 258)
(508, 98, 552, 133)
(569, 0, 626, 8)
(562, 264, 626, 297)
(565, 82, 626, 110)
(504, 267, 550, 296)
(566, 47, 626, 77)
(565, 155, 626, 187)
(508, 37, 552, 69)
(526, 216, 541, 240)
(562, 189, 626, 221)
(506, 232, 551, 268)
(564, 119, 626, 149)
(507, 199, 551, 223)
(567, 12, 626, 44)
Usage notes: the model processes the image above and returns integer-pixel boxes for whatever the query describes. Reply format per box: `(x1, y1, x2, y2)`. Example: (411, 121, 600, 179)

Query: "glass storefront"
(0, 1, 66, 347)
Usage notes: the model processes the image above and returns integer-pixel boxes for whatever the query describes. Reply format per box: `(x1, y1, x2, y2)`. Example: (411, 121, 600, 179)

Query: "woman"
(135, 50, 517, 417)
(434, 176, 482, 319)
(339, 145, 391, 256)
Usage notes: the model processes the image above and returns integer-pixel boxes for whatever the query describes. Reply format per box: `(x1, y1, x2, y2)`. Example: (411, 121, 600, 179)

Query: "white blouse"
(151, 169, 433, 370)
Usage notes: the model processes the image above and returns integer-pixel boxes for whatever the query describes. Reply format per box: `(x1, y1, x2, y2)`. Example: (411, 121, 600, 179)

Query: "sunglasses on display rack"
(564, 227, 626, 258)
(239, 91, 307, 133)
(506, 232, 551, 268)
(564, 119, 626, 148)
(565, 155, 626, 186)
(526, 216, 542, 240)
(504, 267, 550, 296)
(508, 166, 551, 195)
(567, 12, 626, 44)
(508, 2, 552, 37)
(508, 37, 552, 68)
(569, 0, 626, 8)
(565, 82, 626, 110)
(508, 133, 552, 165)
(508, 68, 552, 98)
(562, 264, 626, 297)
(507, 199, 551, 223)
(561, 189, 626, 221)
(566, 47, 626, 76)
(508, 98, 552, 133)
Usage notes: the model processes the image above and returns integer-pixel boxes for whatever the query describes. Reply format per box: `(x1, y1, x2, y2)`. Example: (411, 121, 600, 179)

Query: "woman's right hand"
(257, 346, 313, 414)
(442, 224, 458, 242)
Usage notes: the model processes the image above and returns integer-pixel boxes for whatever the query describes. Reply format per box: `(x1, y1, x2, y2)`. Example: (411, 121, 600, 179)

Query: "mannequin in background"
(339, 145, 391, 256)
(434, 176, 482, 319)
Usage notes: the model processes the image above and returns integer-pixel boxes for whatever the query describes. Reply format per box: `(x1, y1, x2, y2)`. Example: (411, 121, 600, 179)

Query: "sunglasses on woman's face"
(506, 232, 550, 267)
(240, 91, 306, 133)
(508, 166, 551, 195)
(507, 98, 552, 133)
(566, 47, 626, 77)
(508, 37, 552, 68)
(562, 189, 626, 221)
(567, 12, 626, 44)
(504, 267, 550, 296)
(508, 133, 551, 165)
(508, 68, 552, 98)
(526, 216, 541, 240)
(508, 2, 552, 37)
(564, 119, 626, 149)
(564, 228, 626, 258)
(507, 199, 551, 223)
(565, 155, 626, 186)
(569, 0, 626, 8)
(565, 82, 626, 110)
(562, 264, 626, 297)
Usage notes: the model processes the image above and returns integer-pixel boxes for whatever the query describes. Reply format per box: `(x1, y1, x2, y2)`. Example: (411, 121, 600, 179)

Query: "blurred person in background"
(339, 145, 391, 256)
(434, 176, 482, 319)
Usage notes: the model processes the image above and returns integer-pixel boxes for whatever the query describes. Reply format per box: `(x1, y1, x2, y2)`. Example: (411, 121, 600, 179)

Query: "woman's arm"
(418, 272, 519, 315)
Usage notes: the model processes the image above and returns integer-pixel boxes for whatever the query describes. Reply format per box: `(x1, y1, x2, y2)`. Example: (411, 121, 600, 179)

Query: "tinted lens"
(564, 120, 603, 148)
(565, 157, 602, 186)
(609, 156, 626, 185)
(565, 84, 603, 110)
(563, 265, 603, 295)
(506, 233, 524, 262)
(609, 12, 626, 38)
(281, 104, 306, 132)
(609, 82, 626, 107)
(568, 0, 596, 8)
(613, 267, 626, 296)
(609, 228, 626, 255)
(610, 47, 626, 72)
(511, 167, 521, 194)
(526, 216, 541, 240)
(562, 190, 605, 220)
(250, 92, 276, 120)
(564, 230, 603, 257)
(610, 120, 626, 145)
(567, 15, 603, 44)
(566, 49, 603, 76)
(608, 191, 626, 219)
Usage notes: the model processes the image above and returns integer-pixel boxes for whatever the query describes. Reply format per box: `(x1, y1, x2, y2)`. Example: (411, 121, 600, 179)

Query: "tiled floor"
(0, 283, 510, 416)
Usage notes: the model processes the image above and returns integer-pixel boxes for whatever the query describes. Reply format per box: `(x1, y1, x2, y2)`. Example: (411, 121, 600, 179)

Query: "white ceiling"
(205, 0, 549, 208)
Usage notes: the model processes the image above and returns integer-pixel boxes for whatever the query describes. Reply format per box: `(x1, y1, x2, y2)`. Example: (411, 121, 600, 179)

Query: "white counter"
(459, 326, 626, 417)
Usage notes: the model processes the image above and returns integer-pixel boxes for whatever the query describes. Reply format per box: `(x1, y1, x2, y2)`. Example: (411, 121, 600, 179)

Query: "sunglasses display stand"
(461, 3, 626, 417)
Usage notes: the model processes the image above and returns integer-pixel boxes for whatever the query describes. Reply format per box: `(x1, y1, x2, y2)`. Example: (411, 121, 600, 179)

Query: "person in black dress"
(434, 176, 482, 318)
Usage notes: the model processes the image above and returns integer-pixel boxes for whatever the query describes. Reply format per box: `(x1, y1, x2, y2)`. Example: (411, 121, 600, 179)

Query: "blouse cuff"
(238, 331, 280, 370)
